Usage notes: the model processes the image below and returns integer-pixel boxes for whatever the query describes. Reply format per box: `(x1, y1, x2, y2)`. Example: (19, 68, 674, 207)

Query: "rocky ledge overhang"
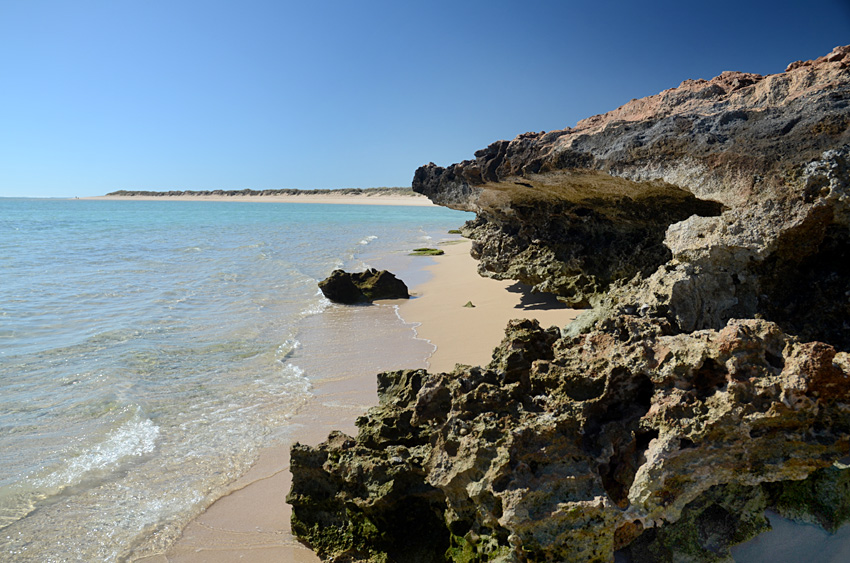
(288, 46, 850, 563)
(414, 45, 850, 347)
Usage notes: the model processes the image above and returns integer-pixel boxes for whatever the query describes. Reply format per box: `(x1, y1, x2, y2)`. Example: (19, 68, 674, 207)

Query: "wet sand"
(140, 375, 372, 562)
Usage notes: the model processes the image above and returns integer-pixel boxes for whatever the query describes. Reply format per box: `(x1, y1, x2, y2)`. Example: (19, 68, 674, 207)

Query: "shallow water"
(0, 198, 472, 561)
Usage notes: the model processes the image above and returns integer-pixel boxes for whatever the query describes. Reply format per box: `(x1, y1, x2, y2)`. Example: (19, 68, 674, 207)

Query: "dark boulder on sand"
(318, 268, 409, 304)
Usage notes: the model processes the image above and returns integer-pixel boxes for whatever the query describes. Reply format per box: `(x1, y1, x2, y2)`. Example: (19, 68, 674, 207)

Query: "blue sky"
(1, 0, 848, 197)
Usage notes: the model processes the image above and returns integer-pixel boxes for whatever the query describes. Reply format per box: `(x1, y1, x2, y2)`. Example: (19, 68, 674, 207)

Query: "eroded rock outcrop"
(291, 46, 850, 562)
(318, 269, 409, 304)
(290, 319, 850, 562)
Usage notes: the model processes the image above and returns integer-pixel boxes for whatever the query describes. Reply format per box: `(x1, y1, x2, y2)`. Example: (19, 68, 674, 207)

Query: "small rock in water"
(318, 268, 409, 304)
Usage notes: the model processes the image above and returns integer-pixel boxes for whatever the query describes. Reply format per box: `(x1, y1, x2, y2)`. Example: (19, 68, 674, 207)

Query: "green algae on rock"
(318, 268, 409, 304)
(288, 371, 449, 562)
(410, 248, 446, 256)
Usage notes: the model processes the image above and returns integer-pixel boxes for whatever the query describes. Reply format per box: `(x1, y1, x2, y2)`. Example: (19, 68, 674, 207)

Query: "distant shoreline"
(84, 188, 435, 207)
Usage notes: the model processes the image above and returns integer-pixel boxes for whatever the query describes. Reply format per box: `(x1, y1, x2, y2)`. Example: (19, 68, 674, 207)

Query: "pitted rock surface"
(289, 319, 850, 562)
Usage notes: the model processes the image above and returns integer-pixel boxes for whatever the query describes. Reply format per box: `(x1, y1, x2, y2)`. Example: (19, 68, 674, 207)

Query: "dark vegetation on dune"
(106, 187, 418, 197)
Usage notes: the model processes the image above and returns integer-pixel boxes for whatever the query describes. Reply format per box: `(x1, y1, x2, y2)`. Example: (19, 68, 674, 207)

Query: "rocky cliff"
(413, 45, 850, 349)
(289, 46, 850, 562)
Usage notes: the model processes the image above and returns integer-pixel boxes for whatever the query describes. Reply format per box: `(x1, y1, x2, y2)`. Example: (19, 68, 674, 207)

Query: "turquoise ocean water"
(0, 198, 472, 561)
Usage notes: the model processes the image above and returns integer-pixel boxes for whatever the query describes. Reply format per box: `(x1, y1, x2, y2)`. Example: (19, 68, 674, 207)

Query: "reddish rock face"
(416, 45, 850, 208)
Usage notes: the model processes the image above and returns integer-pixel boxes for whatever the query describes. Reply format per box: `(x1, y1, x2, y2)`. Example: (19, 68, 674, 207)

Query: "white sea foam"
(301, 292, 332, 316)
(392, 304, 436, 358)
(277, 337, 301, 360)
(359, 235, 378, 245)
(283, 363, 309, 392)
(286, 362, 304, 377)
(35, 411, 160, 490)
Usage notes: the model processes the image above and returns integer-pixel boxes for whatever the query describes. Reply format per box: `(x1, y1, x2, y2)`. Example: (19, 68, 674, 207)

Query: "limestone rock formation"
(318, 269, 409, 304)
(289, 319, 850, 562)
(413, 45, 850, 335)
(291, 46, 850, 562)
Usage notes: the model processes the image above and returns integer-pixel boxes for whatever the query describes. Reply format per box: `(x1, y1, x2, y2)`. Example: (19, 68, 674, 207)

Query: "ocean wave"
(35, 410, 160, 490)
(0, 408, 160, 531)
(283, 363, 309, 392)
(391, 304, 437, 360)
(359, 235, 378, 245)
(249, 363, 311, 418)
(276, 337, 301, 360)
(301, 291, 332, 316)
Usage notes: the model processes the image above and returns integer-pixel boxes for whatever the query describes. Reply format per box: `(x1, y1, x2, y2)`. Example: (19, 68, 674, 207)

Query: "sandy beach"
(145, 237, 579, 562)
(86, 193, 436, 207)
(141, 374, 374, 563)
(399, 239, 579, 373)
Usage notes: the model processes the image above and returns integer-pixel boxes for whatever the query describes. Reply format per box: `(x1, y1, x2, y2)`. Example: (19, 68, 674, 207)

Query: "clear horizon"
(1, 0, 849, 198)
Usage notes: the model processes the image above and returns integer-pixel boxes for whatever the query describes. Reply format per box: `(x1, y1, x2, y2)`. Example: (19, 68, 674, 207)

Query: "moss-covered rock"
(410, 248, 445, 256)
(288, 371, 450, 562)
(765, 465, 850, 532)
(318, 268, 409, 303)
(622, 483, 771, 562)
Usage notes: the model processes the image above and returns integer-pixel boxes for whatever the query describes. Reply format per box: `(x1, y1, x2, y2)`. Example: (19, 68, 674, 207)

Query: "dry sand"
(144, 237, 579, 562)
(86, 193, 436, 206)
(399, 239, 580, 373)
